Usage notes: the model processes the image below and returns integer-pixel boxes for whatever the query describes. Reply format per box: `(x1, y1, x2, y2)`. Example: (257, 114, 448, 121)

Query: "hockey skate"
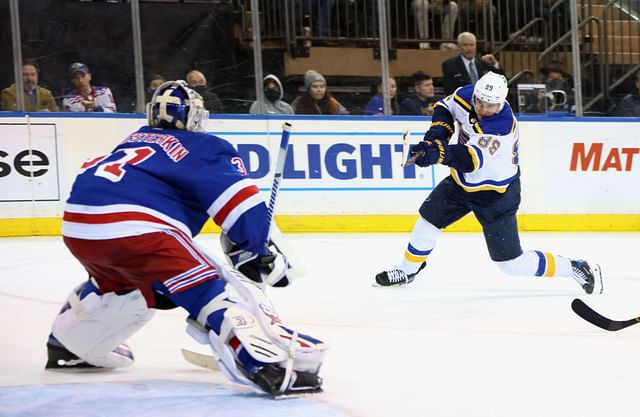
(45, 335, 133, 370)
(374, 262, 426, 287)
(250, 365, 323, 396)
(46, 336, 99, 369)
(571, 260, 603, 295)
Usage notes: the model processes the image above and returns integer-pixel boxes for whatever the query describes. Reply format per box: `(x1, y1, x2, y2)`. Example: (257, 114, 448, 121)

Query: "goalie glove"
(220, 234, 290, 288)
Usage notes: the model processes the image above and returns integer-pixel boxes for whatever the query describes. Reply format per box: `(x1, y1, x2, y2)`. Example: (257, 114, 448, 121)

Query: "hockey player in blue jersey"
(375, 72, 603, 294)
(45, 80, 327, 396)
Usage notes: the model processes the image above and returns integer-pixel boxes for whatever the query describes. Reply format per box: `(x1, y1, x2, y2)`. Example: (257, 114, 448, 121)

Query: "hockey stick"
(266, 123, 307, 280)
(400, 130, 410, 167)
(181, 348, 220, 371)
(266, 122, 291, 228)
(400, 130, 425, 167)
(571, 299, 640, 331)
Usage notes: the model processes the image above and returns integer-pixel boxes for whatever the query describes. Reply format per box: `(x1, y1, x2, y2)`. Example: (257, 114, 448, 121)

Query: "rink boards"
(0, 113, 638, 235)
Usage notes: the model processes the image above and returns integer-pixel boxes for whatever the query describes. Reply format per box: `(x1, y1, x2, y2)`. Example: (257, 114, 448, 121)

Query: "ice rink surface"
(1, 232, 639, 417)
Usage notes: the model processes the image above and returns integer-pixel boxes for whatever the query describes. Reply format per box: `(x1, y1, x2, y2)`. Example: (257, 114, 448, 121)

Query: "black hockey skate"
(45, 337, 101, 369)
(571, 260, 603, 295)
(251, 365, 323, 396)
(374, 262, 426, 287)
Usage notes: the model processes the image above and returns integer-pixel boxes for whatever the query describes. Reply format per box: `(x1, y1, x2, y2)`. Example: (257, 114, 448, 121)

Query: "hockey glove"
(409, 139, 450, 167)
(220, 234, 290, 288)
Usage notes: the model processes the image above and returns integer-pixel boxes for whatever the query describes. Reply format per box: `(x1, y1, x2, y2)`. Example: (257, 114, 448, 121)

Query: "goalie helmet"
(473, 71, 509, 111)
(146, 80, 209, 132)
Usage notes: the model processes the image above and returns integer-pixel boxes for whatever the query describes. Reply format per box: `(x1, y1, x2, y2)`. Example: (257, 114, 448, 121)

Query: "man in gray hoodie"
(249, 74, 294, 115)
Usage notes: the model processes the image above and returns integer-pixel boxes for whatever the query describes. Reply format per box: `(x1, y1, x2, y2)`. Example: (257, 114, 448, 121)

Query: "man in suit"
(441, 31, 504, 95)
(1, 62, 59, 112)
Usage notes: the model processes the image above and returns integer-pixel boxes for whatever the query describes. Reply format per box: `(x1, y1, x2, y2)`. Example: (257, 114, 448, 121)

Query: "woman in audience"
(365, 76, 399, 115)
(292, 70, 349, 115)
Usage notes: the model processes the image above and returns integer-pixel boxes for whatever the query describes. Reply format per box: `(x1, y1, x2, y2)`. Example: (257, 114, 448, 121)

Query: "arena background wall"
(1, 113, 638, 236)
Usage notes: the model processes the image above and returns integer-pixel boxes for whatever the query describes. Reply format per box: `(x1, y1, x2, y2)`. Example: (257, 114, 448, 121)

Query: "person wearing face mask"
(249, 74, 294, 115)
(185, 69, 225, 114)
(146, 74, 166, 103)
(2, 61, 59, 112)
(291, 70, 349, 115)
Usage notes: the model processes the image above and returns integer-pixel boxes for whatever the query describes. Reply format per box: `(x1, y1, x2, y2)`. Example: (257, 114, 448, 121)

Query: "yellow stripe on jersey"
(404, 249, 428, 263)
(466, 145, 481, 171)
(454, 94, 472, 111)
(450, 168, 510, 193)
(473, 122, 484, 134)
(543, 252, 556, 277)
(431, 121, 455, 135)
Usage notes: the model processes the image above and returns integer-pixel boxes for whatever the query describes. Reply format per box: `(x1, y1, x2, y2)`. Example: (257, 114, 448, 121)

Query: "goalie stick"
(181, 348, 220, 371)
(266, 122, 307, 280)
(181, 124, 304, 370)
(571, 299, 640, 331)
(266, 122, 291, 229)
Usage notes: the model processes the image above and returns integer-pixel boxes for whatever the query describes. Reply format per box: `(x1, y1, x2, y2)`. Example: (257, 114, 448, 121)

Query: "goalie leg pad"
(185, 246, 328, 394)
(205, 305, 325, 395)
(51, 287, 154, 368)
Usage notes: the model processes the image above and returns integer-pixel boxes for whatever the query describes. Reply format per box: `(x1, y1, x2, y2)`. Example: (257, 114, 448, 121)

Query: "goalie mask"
(147, 80, 209, 132)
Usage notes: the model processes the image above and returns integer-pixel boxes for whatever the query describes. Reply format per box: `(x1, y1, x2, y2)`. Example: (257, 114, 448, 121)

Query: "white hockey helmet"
(473, 71, 509, 111)
(146, 80, 209, 132)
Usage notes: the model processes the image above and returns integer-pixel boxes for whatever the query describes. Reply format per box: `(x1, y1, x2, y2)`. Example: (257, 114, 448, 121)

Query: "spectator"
(400, 71, 442, 115)
(185, 70, 225, 114)
(441, 31, 504, 95)
(146, 73, 166, 103)
(62, 63, 116, 113)
(1, 62, 59, 112)
(539, 59, 572, 112)
(249, 74, 294, 115)
(411, 0, 459, 48)
(365, 77, 399, 115)
(291, 70, 349, 115)
(613, 70, 640, 117)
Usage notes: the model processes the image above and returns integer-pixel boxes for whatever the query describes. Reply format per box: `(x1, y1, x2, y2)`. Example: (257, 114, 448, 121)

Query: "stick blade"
(181, 348, 220, 371)
(571, 299, 639, 331)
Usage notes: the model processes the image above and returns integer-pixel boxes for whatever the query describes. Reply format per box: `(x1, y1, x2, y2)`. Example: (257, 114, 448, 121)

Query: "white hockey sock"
(496, 250, 573, 277)
(399, 217, 440, 275)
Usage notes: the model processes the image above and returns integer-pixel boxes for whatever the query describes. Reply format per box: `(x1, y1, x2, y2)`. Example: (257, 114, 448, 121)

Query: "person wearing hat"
(540, 60, 572, 111)
(62, 62, 117, 112)
(1, 61, 59, 112)
(291, 70, 349, 115)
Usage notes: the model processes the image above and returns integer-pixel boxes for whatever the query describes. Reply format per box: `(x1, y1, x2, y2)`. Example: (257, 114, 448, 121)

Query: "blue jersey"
(62, 125, 269, 255)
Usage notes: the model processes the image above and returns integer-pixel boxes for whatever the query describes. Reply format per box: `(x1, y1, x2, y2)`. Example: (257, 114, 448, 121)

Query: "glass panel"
(2, 0, 134, 113)
(140, 1, 255, 114)
(0, 1, 14, 111)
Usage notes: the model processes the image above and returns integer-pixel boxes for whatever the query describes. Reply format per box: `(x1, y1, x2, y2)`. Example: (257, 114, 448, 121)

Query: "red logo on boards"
(570, 143, 639, 172)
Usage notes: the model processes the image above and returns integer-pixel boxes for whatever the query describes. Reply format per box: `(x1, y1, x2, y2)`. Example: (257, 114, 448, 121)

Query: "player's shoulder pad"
(452, 85, 475, 113)
(474, 104, 516, 136)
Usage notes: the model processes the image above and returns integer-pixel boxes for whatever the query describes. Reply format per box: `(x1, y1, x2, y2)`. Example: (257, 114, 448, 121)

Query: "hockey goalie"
(44, 80, 328, 396)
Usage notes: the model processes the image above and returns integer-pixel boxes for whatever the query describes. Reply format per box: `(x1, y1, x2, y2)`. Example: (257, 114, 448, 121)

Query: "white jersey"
(62, 86, 117, 113)
(435, 84, 519, 193)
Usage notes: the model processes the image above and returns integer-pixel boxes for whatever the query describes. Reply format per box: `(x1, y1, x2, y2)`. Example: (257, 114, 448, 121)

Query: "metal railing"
(4, 0, 639, 115)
